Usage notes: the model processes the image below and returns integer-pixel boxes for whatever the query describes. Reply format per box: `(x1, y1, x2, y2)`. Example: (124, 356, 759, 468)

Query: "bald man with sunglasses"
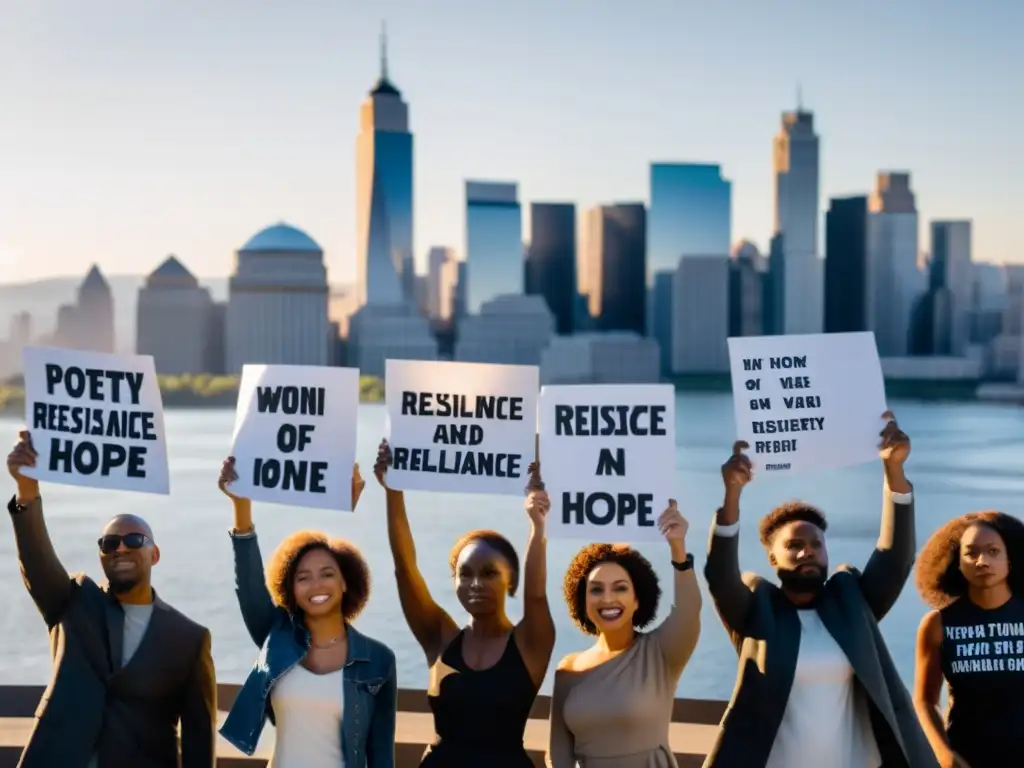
(6, 430, 216, 768)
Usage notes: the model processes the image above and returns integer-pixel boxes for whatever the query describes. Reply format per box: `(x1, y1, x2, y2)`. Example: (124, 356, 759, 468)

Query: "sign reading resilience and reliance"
(229, 364, 360, 511)
(20, 346, 169, 494)
(539, 384, 676, 540)
(727, 331, 887, 474)
(385, 359, 539, 495)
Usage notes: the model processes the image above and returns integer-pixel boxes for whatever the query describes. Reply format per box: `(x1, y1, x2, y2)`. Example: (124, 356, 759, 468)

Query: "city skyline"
(0, 1, 1020, 284)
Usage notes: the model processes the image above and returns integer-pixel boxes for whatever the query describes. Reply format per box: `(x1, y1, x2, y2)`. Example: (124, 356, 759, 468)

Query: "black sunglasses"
(97, 533, 151, 554)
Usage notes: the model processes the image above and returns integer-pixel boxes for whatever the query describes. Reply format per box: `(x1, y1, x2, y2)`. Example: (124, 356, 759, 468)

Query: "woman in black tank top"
(913, 511, 1024, 768)
(374, 440, 556, 767)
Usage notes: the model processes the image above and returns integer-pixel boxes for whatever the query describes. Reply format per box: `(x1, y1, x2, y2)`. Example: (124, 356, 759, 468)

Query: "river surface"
(0, 396, 1022, 701)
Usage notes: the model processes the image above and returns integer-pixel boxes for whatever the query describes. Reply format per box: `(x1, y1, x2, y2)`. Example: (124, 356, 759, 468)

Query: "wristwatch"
(671, 553, 695, 572)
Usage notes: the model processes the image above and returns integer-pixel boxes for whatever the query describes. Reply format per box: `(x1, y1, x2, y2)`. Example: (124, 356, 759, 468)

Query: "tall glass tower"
(355, 25, 413, 307)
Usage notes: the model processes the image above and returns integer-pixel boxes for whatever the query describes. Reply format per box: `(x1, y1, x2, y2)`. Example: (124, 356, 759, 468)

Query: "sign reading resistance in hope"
(229, 364, 360, 510)
(539, 384, 676, 540)
(20, 346, 169, 494)
(384, 359, 539, 496)
(727, 331, 887, 474)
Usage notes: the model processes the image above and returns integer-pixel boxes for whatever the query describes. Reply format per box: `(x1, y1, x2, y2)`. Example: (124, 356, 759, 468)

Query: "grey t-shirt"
(88, 602, 155, 768)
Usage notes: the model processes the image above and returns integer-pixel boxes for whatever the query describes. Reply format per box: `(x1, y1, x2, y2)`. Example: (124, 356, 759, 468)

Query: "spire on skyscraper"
(370, 20, 400, 97)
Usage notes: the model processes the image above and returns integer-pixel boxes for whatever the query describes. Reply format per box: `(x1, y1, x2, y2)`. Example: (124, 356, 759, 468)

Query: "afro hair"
(562, 543, 661, 635)
(266, 530, 371, 621)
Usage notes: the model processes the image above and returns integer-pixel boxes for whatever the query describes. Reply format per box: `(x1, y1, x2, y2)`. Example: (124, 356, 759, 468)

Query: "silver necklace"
(311, 636, 343, 650)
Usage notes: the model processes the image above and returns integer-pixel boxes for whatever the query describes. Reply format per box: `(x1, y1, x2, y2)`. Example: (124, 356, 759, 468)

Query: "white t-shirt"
(269, 664, 344, 768)
(765, 608, 881, 768)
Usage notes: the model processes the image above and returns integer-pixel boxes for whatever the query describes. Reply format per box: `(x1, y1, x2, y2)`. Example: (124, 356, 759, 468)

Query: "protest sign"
(20, 346, 169, 494)
(727, 331, 887, 474)
(229, 364, 360, 511)
(384, 359, 538, 495)
(538, 384, 676, 540)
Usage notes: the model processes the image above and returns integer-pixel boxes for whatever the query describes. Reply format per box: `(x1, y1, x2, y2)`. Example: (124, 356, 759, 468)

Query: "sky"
(0, 0, 1020, 284)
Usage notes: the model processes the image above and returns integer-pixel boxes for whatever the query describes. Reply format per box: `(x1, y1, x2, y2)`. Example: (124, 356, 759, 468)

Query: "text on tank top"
(940, 596, 1024, 749)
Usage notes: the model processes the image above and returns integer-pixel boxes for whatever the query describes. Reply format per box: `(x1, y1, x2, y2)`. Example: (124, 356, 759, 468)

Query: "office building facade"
(464, 181, 522, 314)
(526, 202, 576, 335)
(581, 204, 647, 335)
(824, 196, 869, 333)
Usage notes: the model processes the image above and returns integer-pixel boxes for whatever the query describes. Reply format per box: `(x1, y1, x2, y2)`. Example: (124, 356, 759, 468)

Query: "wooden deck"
(0, 684, 725, 767)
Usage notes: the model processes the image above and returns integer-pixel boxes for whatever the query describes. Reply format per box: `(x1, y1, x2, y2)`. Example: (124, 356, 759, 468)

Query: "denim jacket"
(219, 530, 397, 767)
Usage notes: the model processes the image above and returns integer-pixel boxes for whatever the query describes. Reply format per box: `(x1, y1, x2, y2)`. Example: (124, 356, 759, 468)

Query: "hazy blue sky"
(0, 0, 1019, 284)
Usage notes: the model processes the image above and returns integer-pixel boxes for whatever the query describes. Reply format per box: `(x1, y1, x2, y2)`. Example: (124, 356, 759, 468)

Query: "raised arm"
(858, 412, 916, 621)
(913, 610, 961, 768)
(546, 665, 577, 768)
(375, 440, 458, 664)
(652, 500, 702, 674)
(516, 462, 556, 686)
(6, 431, 74, 627)
(179, 628, 217, 768)
(366, 651, 397, 768)
(220, 458, 277, 647)
(703, 441, 755, 638)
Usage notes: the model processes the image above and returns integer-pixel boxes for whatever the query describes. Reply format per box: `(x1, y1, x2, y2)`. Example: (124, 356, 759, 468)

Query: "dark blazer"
(7, 495, 217, 768)
(219, 530, 397, 767)
(702, 489, 938, 768)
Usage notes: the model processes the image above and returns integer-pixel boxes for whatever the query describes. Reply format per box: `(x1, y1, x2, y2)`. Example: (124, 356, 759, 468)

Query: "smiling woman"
(215, 456, 398, 768)
(548, 502, 702, 768)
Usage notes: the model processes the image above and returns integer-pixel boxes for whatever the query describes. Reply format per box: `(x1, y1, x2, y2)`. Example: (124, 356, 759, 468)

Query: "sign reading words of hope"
(229, 364, 360, 511)
(20, 346, 169, 494)
(538, 384, 676, 540)
(384, 359, 538, 495)
(727, 331, 887, 474)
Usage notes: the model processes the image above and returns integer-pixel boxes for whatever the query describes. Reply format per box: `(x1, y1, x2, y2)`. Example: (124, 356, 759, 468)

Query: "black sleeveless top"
(941, 596, 1024, 767)
(420, 630, 539, 767)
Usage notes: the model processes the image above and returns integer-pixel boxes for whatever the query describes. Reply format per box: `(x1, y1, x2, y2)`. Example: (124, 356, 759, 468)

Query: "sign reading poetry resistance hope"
(385, 359, 539, 495)
(229, 364, 360, 511)
(727, 331, 887, 474)
(20, 346, 169, 494)
(539, 384, 676, 540)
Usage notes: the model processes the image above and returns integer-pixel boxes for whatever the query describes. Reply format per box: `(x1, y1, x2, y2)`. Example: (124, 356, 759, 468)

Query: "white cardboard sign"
(20, 346, 170, 494)
(229, 364, 360, 511)
(727, 332, 887, 474)
(384, 359, 539, 496)
(538, 384, 676, 540)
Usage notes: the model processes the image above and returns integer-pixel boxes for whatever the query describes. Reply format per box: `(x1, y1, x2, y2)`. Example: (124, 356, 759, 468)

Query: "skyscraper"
(649, 163, 731, 373)
(581, 204, 646, 334)
(526, 202, 576, 335)
(824, 196, 869, 333)
(771, 103, 821, 335)
(464, 181, 522, 314)
(648, 163, 732, 277)
(355, 24, 413, 308)
(929, 220, 973, 355)
(76, 265, 115, 353)
(729, 241, 764, 338)
(867, 172, 921, 356)
(426, 246, 458, 323)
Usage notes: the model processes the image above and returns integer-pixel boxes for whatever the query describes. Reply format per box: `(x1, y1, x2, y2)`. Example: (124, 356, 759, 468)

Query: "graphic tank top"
(941, 595, 1024, 767)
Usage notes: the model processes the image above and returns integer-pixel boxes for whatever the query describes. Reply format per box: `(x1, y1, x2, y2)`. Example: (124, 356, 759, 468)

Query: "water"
(1, 395, 1022, 701)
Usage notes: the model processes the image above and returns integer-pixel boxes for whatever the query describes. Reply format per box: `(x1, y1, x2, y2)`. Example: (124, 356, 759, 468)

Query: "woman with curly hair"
(913, 510, 1024, 768)
(373, 438, 555, 768)
(216, 457, 397, 768)
(546, 499, 701, 768)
